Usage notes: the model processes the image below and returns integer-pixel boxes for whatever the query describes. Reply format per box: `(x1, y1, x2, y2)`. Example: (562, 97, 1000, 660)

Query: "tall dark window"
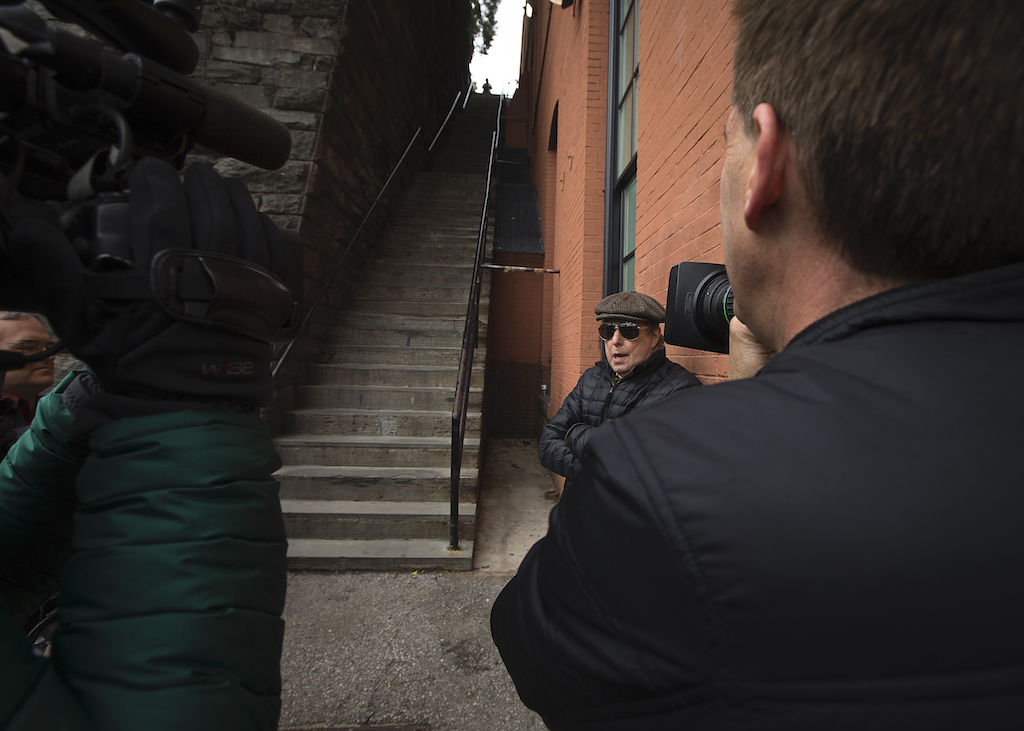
(604, 0, 638, 293)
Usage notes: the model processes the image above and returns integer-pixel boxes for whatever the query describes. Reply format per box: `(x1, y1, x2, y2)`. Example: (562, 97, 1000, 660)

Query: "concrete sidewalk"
(278, 439, 556, 731)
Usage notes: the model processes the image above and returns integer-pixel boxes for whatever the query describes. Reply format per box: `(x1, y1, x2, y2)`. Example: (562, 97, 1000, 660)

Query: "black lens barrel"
(664, 262, 733, 353)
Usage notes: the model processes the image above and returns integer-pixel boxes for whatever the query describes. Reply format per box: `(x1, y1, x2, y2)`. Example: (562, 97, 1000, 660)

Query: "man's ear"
(744, 103, 786, 230)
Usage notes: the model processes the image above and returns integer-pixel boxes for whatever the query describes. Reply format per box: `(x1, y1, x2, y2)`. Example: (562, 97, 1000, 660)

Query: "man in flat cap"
(538, 291, 700, 497)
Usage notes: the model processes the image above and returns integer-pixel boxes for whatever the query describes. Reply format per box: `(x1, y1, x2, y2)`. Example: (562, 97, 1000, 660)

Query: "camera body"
(664, 262, 733, 353)
(0, 1, 301, 319)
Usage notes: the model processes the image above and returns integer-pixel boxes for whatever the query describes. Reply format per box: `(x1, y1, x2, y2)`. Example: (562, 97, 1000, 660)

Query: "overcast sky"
(470, 1, 527, 96)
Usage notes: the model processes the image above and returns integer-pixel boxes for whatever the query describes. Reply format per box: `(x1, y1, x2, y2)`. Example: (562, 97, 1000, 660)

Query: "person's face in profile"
(0, 317, 55, 401)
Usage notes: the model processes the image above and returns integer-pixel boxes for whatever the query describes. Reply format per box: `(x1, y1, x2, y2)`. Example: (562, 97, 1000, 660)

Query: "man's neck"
(763, 247, 910, 350)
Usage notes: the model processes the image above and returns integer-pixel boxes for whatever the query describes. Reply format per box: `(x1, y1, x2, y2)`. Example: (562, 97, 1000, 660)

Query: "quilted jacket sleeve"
(0, 372, 90, 625)
(539, 378, 588, 480)
(0, 389, 288, 731)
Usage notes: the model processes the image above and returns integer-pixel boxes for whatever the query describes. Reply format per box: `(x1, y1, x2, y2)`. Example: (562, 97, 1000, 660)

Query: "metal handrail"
(272, 127, 421, 378)
(273, 91, 464, 378)
(450, 93, 503, 550)
(429, 91, 462, 152)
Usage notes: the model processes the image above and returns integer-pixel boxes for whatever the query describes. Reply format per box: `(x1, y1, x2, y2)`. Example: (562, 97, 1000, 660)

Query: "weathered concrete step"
(398, 192, 485, 208)
(361, 270, 476, 289)
(369, 241, 480, 258)
(321, 327, 484, 349)
(344, 299, 485, 317)
(281, 408, 481, 437)
(348, 283, 477, 302)
(305, 363, 483, 388)
(286, 538, 473, 571)
(273, 434, 479, 467)
(333, 311, 485, 332)
(398, 190, 485, 206)
(281, 499, 475, 540)
(383, 222, 481, 236)
(321, 344, 472, 367)
(361, 260, 480, 277)
(366, 249, 480, 266)
(391, 207, 482, 222)
(276, 465, 477, 502)
(294, 384, 482, 410)
(357, 261, 491, 281)
(408, 171, 487, 186)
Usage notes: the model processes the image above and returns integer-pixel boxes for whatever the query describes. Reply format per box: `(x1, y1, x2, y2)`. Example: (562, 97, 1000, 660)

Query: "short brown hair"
(731, 0, 1024, 279)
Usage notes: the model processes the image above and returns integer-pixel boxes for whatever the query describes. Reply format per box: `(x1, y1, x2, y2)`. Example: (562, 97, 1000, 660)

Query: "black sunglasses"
(598, 321, 644, 341)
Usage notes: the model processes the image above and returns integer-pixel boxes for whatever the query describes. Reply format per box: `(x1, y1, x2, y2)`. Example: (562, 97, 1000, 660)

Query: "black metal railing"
(450, 94, 503, 550)
(273, 91, 463, 378)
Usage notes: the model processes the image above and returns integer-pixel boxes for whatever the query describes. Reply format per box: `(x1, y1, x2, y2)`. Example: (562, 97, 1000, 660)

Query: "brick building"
(502, 0, 735, 443)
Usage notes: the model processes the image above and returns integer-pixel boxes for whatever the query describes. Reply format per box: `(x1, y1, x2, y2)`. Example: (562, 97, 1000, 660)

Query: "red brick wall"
(636, 0, 735, 383)
(514, 0, 736, 419)
(519, 0, 610, 418)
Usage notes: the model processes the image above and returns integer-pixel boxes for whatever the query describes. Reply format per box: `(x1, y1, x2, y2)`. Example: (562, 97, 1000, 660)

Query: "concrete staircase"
(274, 94, 498, 570)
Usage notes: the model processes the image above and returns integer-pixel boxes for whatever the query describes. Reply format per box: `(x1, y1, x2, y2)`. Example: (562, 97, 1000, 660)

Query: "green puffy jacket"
(0, 372, 288, 730)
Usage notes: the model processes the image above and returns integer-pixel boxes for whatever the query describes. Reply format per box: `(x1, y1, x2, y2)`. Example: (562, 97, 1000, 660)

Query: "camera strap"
(83, 249, 293, 342)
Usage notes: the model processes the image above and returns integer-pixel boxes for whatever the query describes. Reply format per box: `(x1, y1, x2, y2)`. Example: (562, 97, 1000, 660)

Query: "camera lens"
(695, 271, 733, 351)
(664, 262, 733, 353)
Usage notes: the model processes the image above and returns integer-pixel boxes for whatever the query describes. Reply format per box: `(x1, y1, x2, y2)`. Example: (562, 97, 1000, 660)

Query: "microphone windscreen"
(192, 86, 292, 170)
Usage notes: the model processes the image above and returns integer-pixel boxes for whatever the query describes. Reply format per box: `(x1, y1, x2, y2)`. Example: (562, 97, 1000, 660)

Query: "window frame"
(603, 0, 639, 294)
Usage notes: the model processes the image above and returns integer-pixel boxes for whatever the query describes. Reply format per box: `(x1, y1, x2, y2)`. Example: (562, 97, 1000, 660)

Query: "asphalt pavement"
(278, 438, 557, 731)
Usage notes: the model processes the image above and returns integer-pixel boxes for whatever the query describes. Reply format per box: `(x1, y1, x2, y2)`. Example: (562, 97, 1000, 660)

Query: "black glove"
(8, 159, 291, 409)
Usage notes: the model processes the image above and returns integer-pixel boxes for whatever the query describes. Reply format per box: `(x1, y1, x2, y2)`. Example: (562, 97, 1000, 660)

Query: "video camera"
(0, 0, 296, 371)
(664, 262, 733, 353)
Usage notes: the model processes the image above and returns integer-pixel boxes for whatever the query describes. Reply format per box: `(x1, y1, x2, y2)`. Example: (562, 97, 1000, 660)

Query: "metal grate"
(494, 182, 544, 254)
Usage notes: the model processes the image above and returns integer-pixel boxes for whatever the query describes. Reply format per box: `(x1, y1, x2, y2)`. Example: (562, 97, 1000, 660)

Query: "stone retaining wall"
(190, 0, 471, 432)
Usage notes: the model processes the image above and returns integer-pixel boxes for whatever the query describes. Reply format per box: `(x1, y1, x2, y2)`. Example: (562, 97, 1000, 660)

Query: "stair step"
(320, 328, 482, 349)
(334, 311, 483, 331)
(383, 223, 481, 237)
(286, 538, 474, 570)
(294, 384, 482, 410)
(390, 208, 482, 222)
(281, 499, 475, 540)
(276, 465, 477, 501)
(305, 363, 482, 388)
(360, 267, 479, 288)
(273, 434, 479, 467)
(281, 408, 481, 437)
(320, 344, 467, 366)
(344, 299, 481, 317)
(349, 285, 484, 303)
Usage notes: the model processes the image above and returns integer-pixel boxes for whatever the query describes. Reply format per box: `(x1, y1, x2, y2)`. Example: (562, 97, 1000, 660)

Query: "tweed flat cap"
(594, 291, 666, 322)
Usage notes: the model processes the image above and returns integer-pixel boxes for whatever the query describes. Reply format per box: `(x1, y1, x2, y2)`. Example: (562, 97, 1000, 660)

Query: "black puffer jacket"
(539, 349, 700, 483)
(493, 262, 1024, 730)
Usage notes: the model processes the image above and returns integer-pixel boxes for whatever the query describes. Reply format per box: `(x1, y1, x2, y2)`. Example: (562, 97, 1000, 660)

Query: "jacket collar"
(788, 260, 1024, 350)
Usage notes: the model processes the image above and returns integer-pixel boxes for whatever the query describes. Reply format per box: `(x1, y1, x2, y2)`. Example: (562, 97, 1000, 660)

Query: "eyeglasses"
(1, 339, 56, 356)
(598, 322, 644, 341)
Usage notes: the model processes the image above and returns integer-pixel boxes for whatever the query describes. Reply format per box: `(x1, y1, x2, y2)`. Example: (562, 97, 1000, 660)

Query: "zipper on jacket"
(600, 377, 620, 423)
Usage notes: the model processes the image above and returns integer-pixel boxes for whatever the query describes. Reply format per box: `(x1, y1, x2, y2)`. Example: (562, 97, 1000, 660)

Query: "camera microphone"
(0, 8, 292, 174)
(664, 262, 734, 353)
